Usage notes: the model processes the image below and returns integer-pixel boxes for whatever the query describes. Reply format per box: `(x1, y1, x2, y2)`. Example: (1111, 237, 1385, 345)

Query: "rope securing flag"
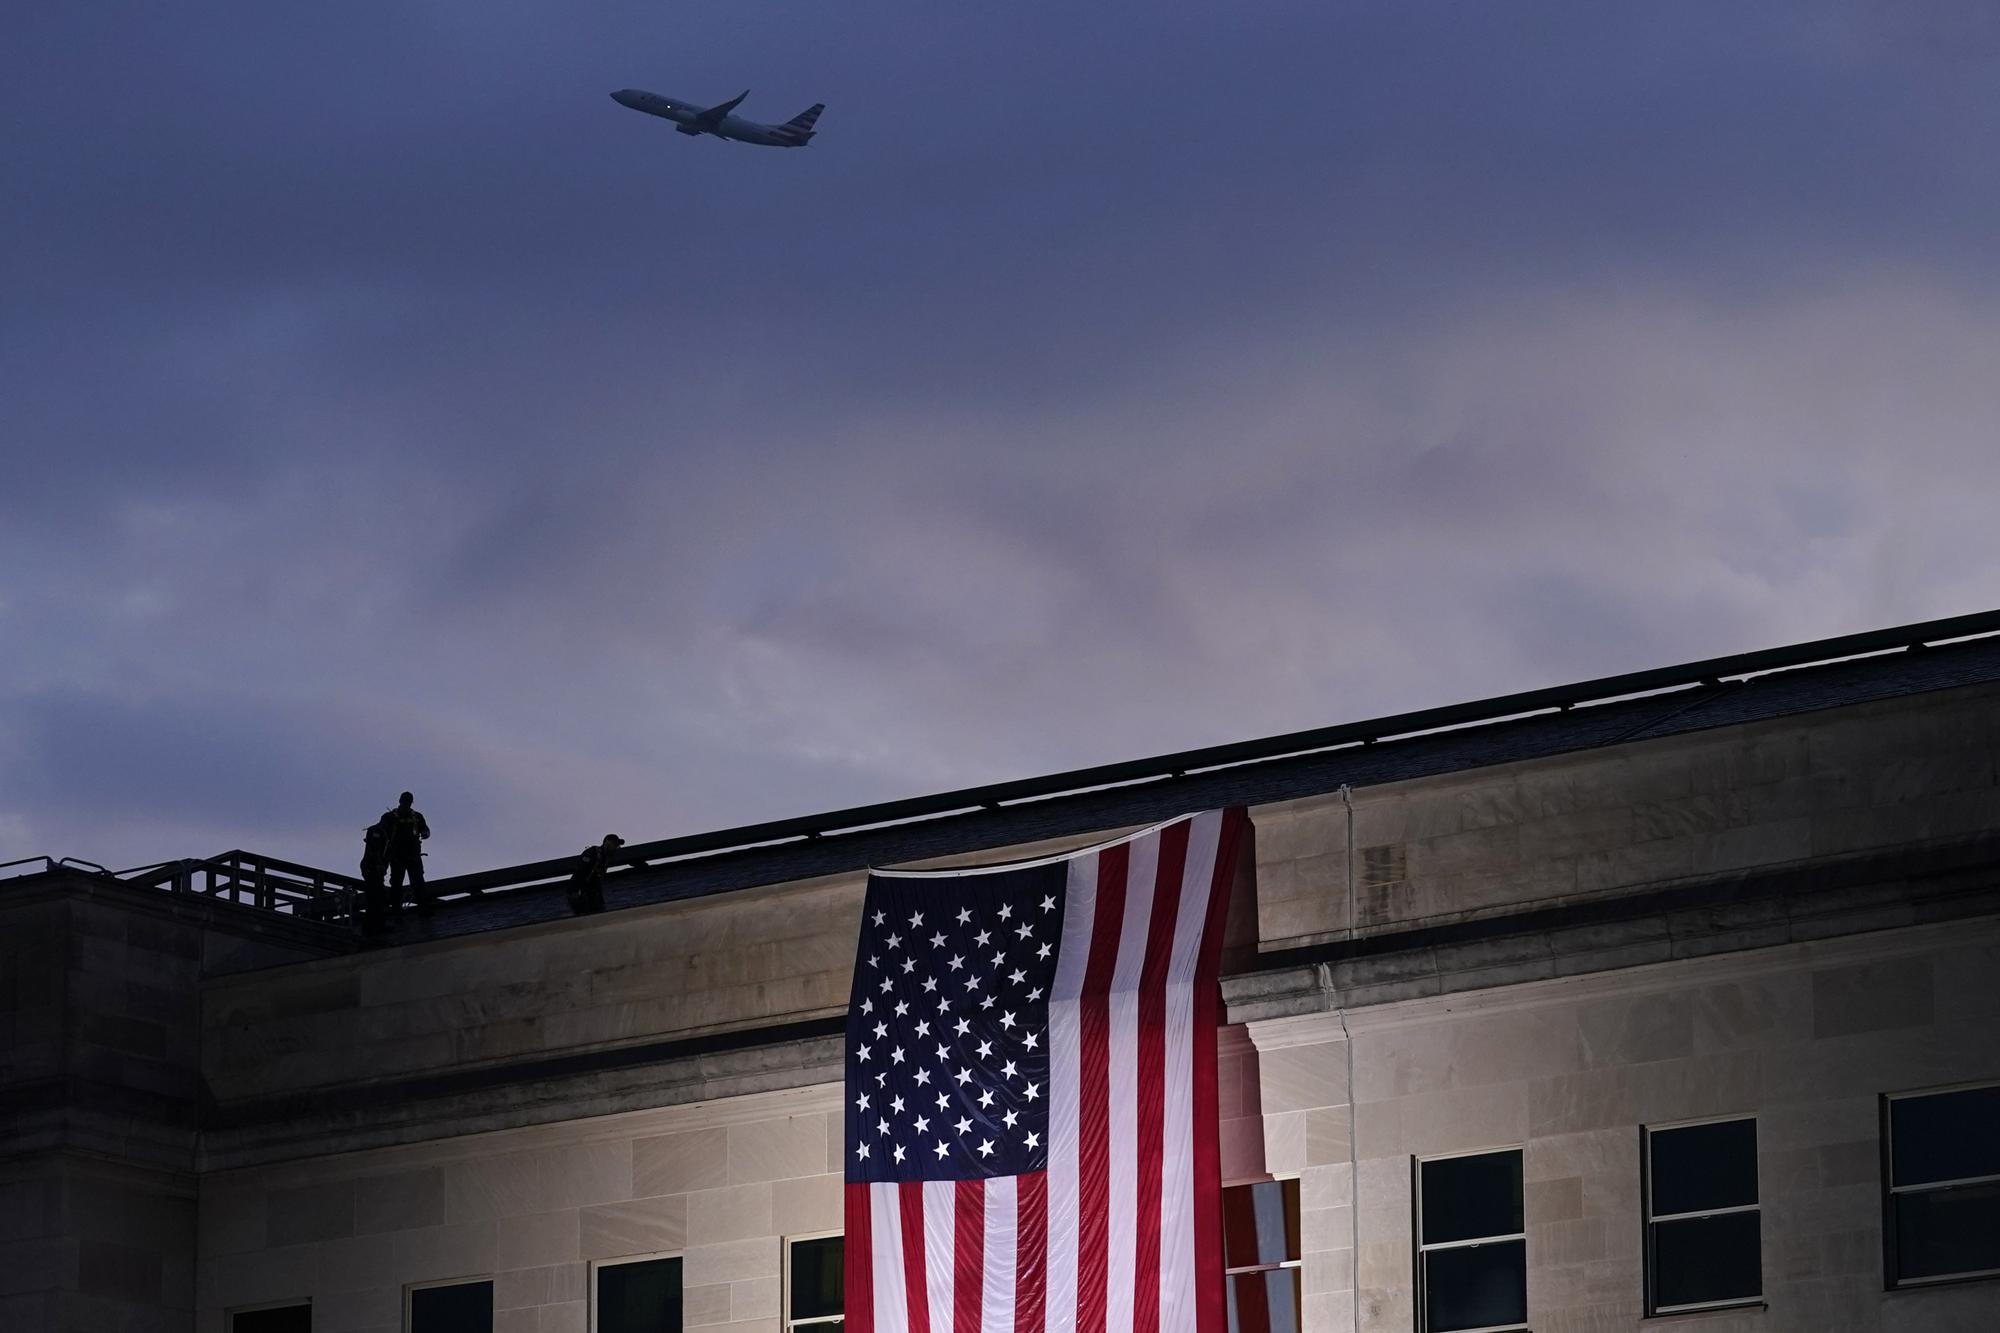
(843, 808, 1248, 1333)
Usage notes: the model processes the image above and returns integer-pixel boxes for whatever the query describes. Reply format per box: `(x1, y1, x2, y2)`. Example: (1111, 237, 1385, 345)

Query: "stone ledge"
(201, 1023, 845, 1170)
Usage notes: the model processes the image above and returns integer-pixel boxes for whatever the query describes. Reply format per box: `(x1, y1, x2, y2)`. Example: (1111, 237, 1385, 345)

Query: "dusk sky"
(4, 2, 1997, 876)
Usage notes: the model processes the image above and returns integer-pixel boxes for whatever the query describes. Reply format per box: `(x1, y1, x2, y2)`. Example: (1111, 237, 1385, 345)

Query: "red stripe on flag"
(846, 1182, 876, 1333)
(1192, 811, 1244, 1333)
(1076, 842, 1129, 1333)
(901, 1180, 933, 1333)
(1236, 1273, 1270, 1333)
(1133, 820, 1189, 1333)
(954, 1179, 986, 1333)
(1015, 1171, 1046, 1333)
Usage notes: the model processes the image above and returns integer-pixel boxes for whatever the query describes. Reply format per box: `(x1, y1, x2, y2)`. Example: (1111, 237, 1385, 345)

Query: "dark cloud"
(2, 2, 1997, 872)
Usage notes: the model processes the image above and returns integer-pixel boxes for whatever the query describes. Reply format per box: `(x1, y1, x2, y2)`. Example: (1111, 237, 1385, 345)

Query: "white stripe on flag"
(1105, 835, 1156, 1333)
(1170, 811, 1221, 984)
(983, 1175, 1019, 1333)
(924, 1180, 957, 1333)
(873, 1183, 911, 1333)
(1159, 811, 1220, 1333)
(1044, 852, 1096, 1333)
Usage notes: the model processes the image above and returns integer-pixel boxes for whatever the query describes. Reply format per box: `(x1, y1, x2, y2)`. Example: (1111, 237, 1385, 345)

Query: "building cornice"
(1244, 912, 2000, 1050)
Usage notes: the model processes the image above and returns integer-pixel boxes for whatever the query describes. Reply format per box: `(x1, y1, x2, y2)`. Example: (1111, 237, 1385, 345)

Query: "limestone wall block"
(681, 1236, 778, 1287)
(535, 1143, 632, 1211)
(686, 1184, 774, 1247)
(351, 1167, 446, 1236)
(1569, 837, 1694, 897)
(394, 1218, 501, 1286)
(313, 1231, 401, 1293)
(1355, 1082, 1528, 1160)
(1409, 823, 1521, 882)
(1256, 1042, 1348, 1114)
(579, 1197, 683, 1262)
(634, 1127, 729, 1197)
(684, 1281, 732, 1326)
(538, 1300, 586, 1333)
(443, 1150, 553, 1222)
(1576, 992, 1693, 1070)
(265, 1179, 355, 1247)
(1882, 1282, 2000, 1332)
(312, 1283, 399, 1332)
(1254, 804, 1346, 865)
(1810, 956, 1934, 1039)
(1306, 1107, 1352, 1167)
(725, 1116, 827, 1186)
(730, 1275, 779, 1321)
(770, 1174, 841, 1236)
(1218, 1115, 1266, 1181)
(1262, 1110, 1307, 1175)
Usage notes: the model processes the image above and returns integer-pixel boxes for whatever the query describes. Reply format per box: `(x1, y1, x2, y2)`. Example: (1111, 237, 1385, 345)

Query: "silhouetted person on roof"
(358, 814, 393, 935)
(382, 791, 432, 913)
(566, 834, 624, 915)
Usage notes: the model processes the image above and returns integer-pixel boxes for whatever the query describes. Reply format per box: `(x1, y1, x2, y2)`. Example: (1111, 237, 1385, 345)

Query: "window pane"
(1895, 1182, 2000, 1283)
(410, 1282, 492, 1333)
(1225, 1268, 1300, 1333)
(1223, 1180, 1301, 1269)
(1650, 1120, 1758, 1217)
(1422, 1239, 1525, 1333)
(1420, 1153, 1522, 1245)
(790, 1238, 844, 1321)
(1892, 1087, 2000, 1187)
(233, 1306, 310, 1333)
(1652, 1212, 1760, 1310)
(599, 1257, 682, 1333)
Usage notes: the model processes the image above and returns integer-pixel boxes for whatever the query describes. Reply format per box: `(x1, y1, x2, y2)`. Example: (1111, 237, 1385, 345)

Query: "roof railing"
(11, 851, 365, 924)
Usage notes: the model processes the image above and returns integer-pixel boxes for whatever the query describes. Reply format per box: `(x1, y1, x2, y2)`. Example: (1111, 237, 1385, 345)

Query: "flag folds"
(843, 808, 1247, 1333)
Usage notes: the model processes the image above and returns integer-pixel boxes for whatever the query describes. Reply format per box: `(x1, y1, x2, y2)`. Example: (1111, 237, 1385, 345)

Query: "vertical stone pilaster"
(1245, 1015, 1355, 1333)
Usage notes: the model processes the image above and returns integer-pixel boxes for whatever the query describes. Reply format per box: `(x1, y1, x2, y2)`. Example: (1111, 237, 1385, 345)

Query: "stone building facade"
(4, 619, 1999, 1333)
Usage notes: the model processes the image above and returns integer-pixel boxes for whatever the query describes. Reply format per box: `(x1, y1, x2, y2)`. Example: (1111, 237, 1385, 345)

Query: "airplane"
(610, 88, 823, 147)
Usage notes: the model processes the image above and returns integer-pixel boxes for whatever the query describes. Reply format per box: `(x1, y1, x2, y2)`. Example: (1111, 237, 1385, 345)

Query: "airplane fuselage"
(611, 89, 813, 147)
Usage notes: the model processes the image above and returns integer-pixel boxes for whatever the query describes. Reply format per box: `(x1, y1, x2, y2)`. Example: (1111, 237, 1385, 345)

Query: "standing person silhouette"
(382, 791, 432, 913)
(358, 813, 393, 934)
(566, 834, 624, 915)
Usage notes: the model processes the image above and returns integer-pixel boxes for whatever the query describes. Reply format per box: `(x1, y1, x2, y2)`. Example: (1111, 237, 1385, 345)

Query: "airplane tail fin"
(784, 103, 824, 134)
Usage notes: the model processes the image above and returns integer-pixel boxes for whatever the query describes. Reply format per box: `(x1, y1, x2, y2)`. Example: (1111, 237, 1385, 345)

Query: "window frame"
(404, 1276, 494, 1333)
(590, 1249, 685, 1333)
(783, 1231, 845, 1333)
(1882, 1080, 2000, 1290)
(227, 1299, 312, 1333)
(1413, 1146, 1528, 1333)
(1641, 1113, 1763, 1316)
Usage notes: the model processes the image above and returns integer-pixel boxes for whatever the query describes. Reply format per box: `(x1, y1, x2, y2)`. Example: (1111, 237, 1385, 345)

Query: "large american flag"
(843, 809, 1247, 1333)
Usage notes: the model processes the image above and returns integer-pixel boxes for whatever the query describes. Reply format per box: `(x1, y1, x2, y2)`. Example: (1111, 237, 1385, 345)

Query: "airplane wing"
(692, 90, 750, 132)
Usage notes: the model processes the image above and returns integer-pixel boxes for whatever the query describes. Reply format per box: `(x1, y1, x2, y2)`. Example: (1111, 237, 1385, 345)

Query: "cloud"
(2, 2, 1996, 873)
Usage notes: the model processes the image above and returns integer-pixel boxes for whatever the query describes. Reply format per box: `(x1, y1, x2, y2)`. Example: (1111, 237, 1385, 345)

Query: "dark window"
(1222, 1179, 1301, 1333)
(1644, 1118, 1761, 1314)
(1886, 1085, 2000, 1287)
(788, 1236, 843, 1333)
(409, 1281, 491, 1333)
(1417, 1151, 1524, 1333)
(597, 1256, 682, 1333)
(232, 1305, 310, 1333)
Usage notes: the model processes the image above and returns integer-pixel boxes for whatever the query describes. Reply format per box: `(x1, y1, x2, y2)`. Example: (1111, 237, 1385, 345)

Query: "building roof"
(388, 611, 2000, 944)
(17, 612, 1998, 950)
